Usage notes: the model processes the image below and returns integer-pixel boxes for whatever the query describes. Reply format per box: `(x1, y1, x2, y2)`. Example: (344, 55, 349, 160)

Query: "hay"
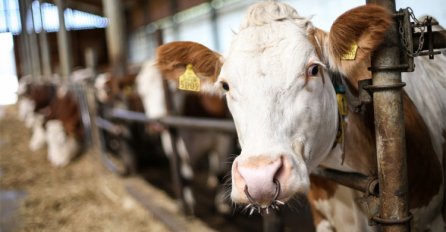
(0, 105, 169, 232)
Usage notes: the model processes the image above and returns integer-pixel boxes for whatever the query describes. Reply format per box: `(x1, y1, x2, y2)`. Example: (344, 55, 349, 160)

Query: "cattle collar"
(330, 71, 348, 164)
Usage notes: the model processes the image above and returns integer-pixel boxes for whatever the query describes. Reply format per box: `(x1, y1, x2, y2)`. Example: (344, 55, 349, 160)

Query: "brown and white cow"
(43, 86, 83, 167)
(136, 59, 235, 214)
(18, 81, 83, 167)
(151, 1, 446, 231)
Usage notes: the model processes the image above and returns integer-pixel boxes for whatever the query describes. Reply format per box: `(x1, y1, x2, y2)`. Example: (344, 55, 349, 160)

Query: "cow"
(43, 86, 84, 167)
(136, 60, 236, 214)
(17, 80, 84, 167)
(17, 83, 58, 151)
(151, 1, 446, 231)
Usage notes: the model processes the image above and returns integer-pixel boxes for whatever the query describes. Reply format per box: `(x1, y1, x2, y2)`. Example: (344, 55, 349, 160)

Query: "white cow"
(153, 1, 446, 231)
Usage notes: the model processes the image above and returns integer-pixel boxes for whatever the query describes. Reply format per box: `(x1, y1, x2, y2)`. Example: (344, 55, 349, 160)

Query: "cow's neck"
(321, 75, 443, 209)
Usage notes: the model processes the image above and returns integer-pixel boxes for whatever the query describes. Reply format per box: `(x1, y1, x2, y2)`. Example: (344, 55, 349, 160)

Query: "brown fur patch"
(45, 91, 82, 140)
(329, 4, 392, 63)
(403, 93, 443, 209)
(156, 41, 223, 83)
(307, 175, 338, 226)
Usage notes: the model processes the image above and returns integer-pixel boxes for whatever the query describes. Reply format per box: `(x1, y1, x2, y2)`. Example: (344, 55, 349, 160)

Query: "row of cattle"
(15, 1, 446, 231)
(16, 59, 236, 214)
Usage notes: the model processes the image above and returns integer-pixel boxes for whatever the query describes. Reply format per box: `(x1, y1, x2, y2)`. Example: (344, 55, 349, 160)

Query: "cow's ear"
(327, 4, 392, 77)
(156, 41, 223, 85)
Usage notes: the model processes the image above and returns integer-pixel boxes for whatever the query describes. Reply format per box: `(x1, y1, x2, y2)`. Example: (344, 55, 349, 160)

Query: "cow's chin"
(230, 152, 310, 208)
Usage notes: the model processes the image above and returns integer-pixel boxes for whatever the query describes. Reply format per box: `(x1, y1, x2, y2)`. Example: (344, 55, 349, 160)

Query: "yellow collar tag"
(341, 43, 358, 60)
(336, 93, 348, 116)
(335, 93, 348, 145)
(179, 64, 200, 92)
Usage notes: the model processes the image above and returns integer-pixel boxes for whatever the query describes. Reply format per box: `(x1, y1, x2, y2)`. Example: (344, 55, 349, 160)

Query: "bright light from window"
(0, 33, 18, 105)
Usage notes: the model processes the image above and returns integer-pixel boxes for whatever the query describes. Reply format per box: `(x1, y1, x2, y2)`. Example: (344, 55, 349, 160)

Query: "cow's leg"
(29, 114, 46, 151)
(209, 134, 234, 214)
(175, 135, 195, 215)
(307, 175, 336, 232)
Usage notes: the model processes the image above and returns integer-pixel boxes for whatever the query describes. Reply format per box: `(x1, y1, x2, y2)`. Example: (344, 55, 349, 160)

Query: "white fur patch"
(45, 120, 80, 167)
(95, 73, 111, 103)
(18, 98, 35, 122)
(29, 114, 46, 151)
(136, 60, 168, 119)
(314, 186, 371, 232)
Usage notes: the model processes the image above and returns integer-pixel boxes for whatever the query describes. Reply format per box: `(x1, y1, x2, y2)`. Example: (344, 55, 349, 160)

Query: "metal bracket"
(396, 8, 443, 72)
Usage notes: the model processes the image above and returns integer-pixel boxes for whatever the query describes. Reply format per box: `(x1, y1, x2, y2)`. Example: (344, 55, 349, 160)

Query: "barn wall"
(13, 28, 108, 78)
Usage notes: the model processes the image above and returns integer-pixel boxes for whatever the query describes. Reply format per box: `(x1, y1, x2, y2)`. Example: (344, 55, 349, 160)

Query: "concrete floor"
(0, 189, 26, 232)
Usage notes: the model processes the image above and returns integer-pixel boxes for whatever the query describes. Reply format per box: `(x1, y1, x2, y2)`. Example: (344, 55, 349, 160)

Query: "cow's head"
(155, 2, 391, 209)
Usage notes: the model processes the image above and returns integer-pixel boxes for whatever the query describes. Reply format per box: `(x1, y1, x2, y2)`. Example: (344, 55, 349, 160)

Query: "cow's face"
(219, 3, 339, 207)
(155, 2, 391, 209)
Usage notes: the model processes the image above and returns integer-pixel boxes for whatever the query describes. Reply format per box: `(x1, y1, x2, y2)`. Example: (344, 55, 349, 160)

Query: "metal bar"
(38, 0, 52, 80)
(367, 0, 410, 231)
(312, 168, 379, 196)
(27, 0, 42, 81)
(413, 30, 446, 51)
(102, 0, 127, 77)
(106, 108, 237, 133)
(55, 0, 73, 80)
(209, 0, 221, 52)
(126, 184, 187, 232)
(18, 0, 34, 78)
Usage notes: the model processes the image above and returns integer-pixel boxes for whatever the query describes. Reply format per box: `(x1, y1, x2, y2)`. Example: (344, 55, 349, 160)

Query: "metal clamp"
(372, 213, 413, 225)
(362, 82, 406, 92)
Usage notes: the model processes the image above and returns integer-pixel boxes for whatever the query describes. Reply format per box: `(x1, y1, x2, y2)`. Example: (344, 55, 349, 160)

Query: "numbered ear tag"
(179, 64, 200, 92)
(341, 43, 358, 60)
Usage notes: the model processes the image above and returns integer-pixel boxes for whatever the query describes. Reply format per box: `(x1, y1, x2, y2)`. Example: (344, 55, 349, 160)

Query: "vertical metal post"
(209, 1, 220, 52)
(38, 0, 52, 80)
(367, 0, 410, 231)
(155, 32, 193, 215)
(27, 0, 42, 81)
(55, 0, 73, 81)
(102, 0, 127, 77)
(169, 0, 180, 41)
(84, 47, 98, 76)
(18, 0, 33, 78)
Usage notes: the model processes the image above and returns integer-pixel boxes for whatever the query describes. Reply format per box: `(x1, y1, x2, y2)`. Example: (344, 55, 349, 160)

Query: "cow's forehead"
(221, 20, 316, 87)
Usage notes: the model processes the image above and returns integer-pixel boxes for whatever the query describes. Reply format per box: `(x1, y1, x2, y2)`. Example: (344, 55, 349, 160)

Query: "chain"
(399, 7, 426, 57)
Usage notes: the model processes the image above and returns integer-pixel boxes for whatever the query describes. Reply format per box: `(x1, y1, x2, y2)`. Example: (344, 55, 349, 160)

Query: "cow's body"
(17, 81, 83, 167)
(136, 60, 235, 214)
(152, 1, 445, 231)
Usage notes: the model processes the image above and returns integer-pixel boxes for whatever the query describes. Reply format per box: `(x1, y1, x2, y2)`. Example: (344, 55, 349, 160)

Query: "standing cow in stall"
(136, 59, 236, 215)
(43, 86, 84, 167)
(153, 1, 446, 231)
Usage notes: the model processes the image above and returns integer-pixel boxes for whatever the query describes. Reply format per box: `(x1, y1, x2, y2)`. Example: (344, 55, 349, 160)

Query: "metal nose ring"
(243, 179, 284, 215)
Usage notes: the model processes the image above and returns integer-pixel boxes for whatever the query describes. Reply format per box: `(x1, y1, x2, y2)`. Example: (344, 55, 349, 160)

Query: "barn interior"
(0, 0, 445, 232)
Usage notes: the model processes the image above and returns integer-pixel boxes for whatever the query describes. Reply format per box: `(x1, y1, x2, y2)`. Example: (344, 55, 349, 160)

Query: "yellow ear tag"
(179, 64, 200, 92)
(341, 43, 358, 60)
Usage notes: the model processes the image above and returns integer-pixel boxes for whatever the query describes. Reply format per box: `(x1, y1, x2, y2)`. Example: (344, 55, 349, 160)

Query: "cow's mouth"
(243, 179, 285, 215)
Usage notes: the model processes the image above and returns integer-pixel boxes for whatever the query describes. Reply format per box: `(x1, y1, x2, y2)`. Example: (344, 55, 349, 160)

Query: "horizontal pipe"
(312, 168, 379, 196)
(106, 108, 237, 133)
(413, 30, 446, 51)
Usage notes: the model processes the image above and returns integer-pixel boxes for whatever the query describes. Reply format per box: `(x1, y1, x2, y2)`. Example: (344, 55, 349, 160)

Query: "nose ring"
(243, 179, 284, 215)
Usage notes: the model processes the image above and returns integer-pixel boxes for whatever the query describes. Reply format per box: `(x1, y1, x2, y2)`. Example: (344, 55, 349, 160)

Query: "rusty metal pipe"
(106, 108, 237, 133)
(367, 0, 410, 231)
(312, 168, 379, 196)
(55, 0, 73, 80)
(413, 30, 446, 51)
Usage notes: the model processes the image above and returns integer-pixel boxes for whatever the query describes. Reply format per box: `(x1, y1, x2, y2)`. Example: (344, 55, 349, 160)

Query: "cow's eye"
(220, 81, 230, 91)
(307, 64, 319, 76)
